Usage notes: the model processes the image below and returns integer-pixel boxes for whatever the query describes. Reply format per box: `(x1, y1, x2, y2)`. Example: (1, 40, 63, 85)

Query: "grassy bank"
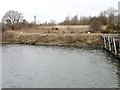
(2, 28, 103, 48)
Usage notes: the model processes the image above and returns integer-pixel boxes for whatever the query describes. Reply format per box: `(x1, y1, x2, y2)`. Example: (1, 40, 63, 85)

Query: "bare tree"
(48, 20, 56, 25)
(104, 7, 117, 25)
(90, 17, 102, 32)
(63, 16, 70, 25)
(2, 10, 23, 30)
(71, 15, 79, 25)
(98, 12, 107, 25)
(79, 16, 91, 25)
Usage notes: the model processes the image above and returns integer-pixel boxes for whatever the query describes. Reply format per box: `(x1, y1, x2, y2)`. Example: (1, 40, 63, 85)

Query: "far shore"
(1, 25, 119, 48)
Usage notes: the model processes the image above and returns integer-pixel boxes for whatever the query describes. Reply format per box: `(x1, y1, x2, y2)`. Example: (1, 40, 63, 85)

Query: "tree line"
(1, 7, 120, 33)
(60, 7, 118, 25)
(59, 7, 120, 32)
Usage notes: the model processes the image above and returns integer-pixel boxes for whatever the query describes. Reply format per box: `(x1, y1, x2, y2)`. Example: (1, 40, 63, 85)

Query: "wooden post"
(102, 35, 120, 58)
(103, 36, 107, 49)
(118, 37, 120, 58)
(108, 36, 112, 51)
(113, 38, 117, 55)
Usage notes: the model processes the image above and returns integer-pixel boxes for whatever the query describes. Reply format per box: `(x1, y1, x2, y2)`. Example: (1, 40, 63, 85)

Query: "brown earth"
(2, 28, 103, 47)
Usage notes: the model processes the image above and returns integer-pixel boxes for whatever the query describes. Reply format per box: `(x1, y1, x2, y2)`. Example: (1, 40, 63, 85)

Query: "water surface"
(2, 44, 119, 88)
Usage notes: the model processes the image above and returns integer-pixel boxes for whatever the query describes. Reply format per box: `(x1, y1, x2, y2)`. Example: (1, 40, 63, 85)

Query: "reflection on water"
(2, 44, 119, 88)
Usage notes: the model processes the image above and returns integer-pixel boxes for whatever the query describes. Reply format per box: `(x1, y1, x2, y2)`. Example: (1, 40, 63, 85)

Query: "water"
(2, 44, 119, 88)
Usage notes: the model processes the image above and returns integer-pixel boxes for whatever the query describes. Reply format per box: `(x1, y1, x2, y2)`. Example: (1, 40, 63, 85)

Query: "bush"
(1, 23, 9, 32)
(106, 24, 120, 33)
(100, 29, 111, 33)
(107, 24, 115, 29)
(89, 17, 102, 33)
(114, 24, 120, 33)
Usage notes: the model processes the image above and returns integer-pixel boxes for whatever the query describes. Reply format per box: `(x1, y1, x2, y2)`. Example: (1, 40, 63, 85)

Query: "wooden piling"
(102, 34, 120, 58)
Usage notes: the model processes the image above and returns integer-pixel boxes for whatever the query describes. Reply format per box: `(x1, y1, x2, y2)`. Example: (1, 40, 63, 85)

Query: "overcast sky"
(0, 0, 119, 23)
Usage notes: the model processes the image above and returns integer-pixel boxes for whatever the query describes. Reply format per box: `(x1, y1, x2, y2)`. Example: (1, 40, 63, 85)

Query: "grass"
(2, 25, 103, 46)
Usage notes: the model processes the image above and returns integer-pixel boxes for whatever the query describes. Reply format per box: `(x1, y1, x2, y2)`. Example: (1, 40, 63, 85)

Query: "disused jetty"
(102, 34, 120, 58)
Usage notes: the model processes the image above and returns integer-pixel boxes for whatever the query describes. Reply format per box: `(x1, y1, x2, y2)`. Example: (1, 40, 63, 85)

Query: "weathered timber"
(102, 34, 120, 58)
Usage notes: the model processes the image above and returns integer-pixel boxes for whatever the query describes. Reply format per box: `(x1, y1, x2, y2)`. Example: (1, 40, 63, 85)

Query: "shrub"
(106, 24, 120, 33)
(100, 29, 111, 33)
(1, 23, 9, 32)
(89, 17, 102, 33)
(114, 24, 120, 33)
(107, 24, 115, 29)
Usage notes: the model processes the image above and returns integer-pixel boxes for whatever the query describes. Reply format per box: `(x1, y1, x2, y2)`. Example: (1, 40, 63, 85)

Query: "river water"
(2, 44, 119, 88)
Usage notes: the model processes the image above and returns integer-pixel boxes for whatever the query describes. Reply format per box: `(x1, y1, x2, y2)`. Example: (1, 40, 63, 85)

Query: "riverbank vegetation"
(2, 29, 103, 46)
(0, 7, 120, 46)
